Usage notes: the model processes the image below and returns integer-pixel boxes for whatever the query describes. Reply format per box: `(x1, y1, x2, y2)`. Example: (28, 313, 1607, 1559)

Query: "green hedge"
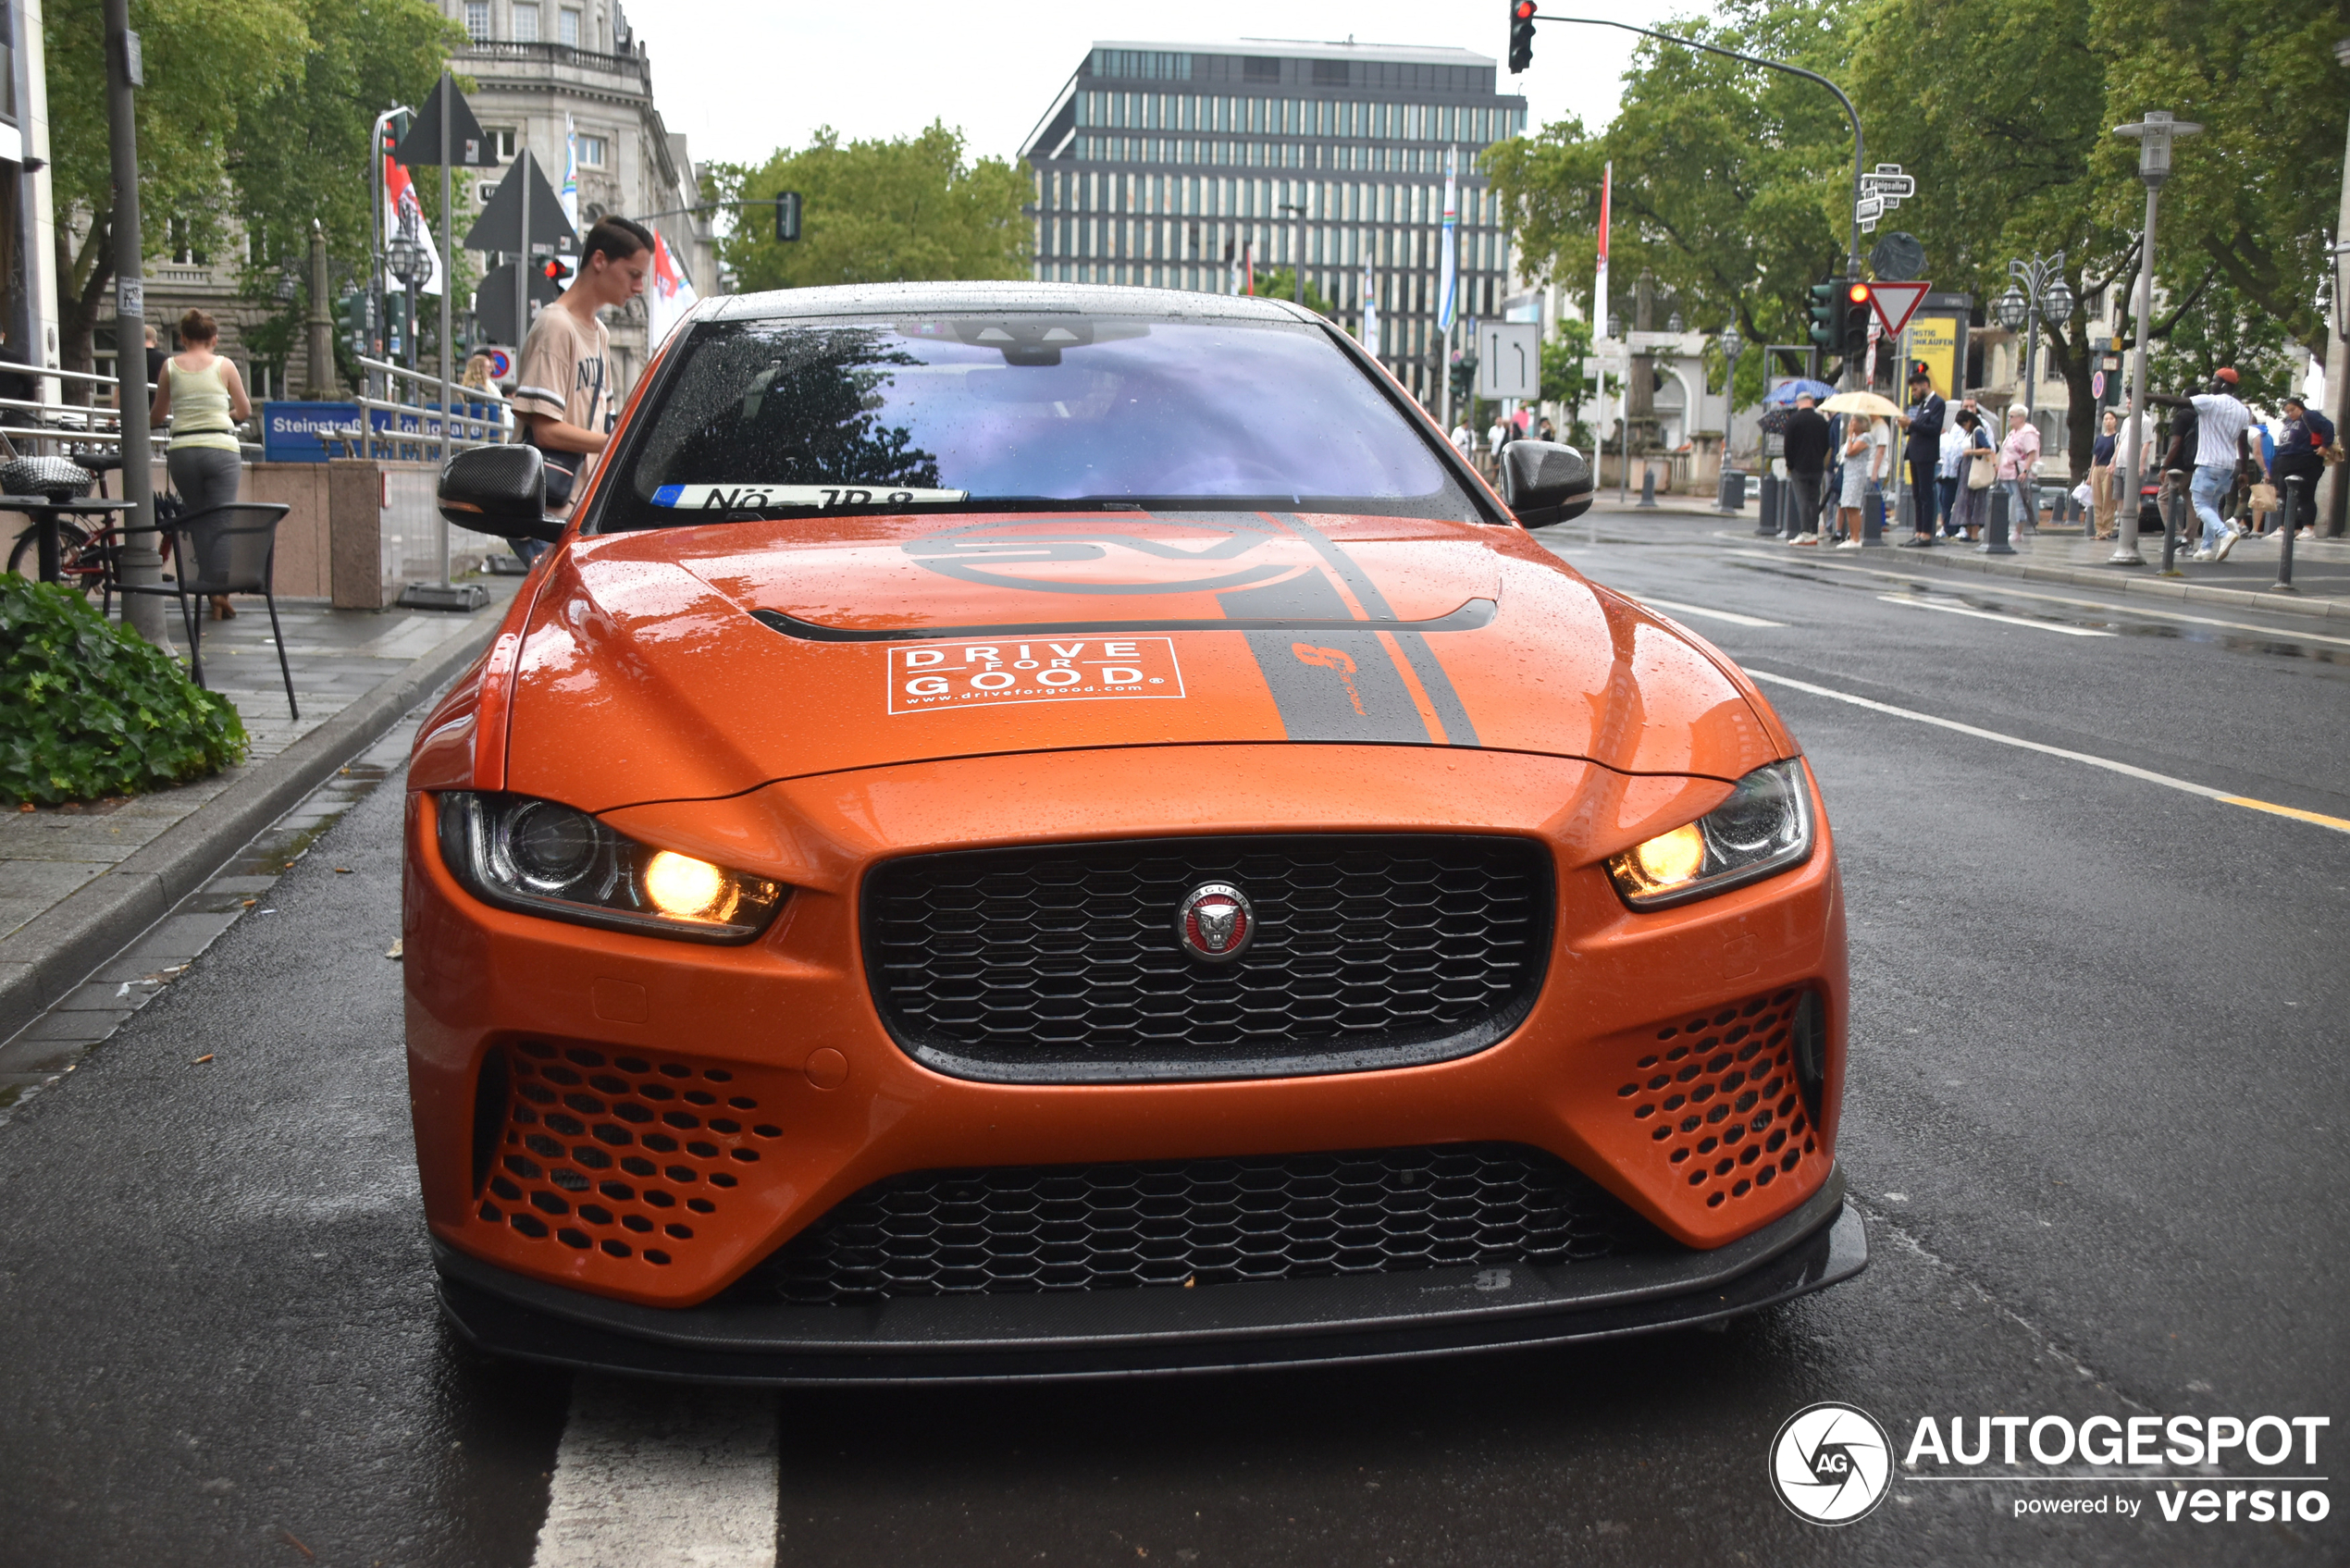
(0, 576, 248, 806)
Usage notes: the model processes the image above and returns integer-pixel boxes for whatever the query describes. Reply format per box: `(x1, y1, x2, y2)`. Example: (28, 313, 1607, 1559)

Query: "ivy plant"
(0, 577, 247, 807)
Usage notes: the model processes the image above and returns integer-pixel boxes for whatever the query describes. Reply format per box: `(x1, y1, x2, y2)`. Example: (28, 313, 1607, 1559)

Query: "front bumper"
(434, 1167, 1864, 1385)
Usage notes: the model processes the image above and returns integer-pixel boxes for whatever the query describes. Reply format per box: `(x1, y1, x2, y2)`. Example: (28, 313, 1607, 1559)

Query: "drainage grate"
(738, 1142, 1664, 1304)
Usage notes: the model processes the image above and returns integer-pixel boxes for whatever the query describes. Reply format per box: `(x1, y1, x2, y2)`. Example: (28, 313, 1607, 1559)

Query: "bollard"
(1862, 483, 1887, 546)
(2275, 474, 2301, 592)
(2158, 469, 2183, 574)
(1717, 466, 1745, 514)
(1758, 472, 1783, 537)
(1637, 465, 1659, 509)
(1981, 483, 2017, 555)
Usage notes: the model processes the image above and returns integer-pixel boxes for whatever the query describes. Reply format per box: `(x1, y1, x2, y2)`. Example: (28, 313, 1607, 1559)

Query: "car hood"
(501, 511, 1786, 810)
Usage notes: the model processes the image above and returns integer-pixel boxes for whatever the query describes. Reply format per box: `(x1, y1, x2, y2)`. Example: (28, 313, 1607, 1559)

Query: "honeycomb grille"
(861, 834, 1552, 1080)
(739, 1142, 1664, 1304)
(1618, 989, 1824, 1210)
(472, 1040, 785, 1268)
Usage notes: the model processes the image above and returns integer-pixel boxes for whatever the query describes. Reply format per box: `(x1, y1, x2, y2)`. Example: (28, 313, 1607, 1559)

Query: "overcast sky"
(623, 0, 1714, 174)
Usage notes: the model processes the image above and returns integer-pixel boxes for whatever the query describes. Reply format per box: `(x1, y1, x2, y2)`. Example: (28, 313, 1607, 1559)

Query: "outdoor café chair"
(111, 500, 299, 720)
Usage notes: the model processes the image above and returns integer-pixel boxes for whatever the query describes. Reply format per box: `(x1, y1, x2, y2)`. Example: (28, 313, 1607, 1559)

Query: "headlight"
(1606, 760, 1813, 908)
(437, 791, 785, 943)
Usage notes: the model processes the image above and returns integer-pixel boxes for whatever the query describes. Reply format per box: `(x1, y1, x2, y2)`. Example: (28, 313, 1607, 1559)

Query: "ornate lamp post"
(2005, 253, 2072, 428)
(386, 234, 426, 372)
(2110, 111, 2203, 564)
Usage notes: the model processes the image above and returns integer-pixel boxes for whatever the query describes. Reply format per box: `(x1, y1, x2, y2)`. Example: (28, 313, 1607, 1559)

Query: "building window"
(558, 6, 580, 43)
(513, 2, 539, 41)
(577, 133, 608, 167)
(464, 0, 489, 40)
(485, 126, 518, 161)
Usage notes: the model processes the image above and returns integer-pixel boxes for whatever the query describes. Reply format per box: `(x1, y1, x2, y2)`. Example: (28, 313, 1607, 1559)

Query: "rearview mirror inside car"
(1500, 440, 1595, 527)
(438, 445, 565, 543)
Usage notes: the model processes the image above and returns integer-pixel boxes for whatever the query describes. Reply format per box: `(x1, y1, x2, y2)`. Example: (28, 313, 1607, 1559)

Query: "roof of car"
(702, 281, 1325, 326)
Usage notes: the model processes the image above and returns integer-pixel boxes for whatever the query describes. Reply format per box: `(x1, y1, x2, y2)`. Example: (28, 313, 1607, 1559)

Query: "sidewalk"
(0, 583, 518, 1040)
(1589, 495, 2350, 620)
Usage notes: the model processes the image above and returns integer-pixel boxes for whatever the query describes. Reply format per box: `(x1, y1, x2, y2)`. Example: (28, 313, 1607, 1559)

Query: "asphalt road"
(0, 509, 2343, 1567)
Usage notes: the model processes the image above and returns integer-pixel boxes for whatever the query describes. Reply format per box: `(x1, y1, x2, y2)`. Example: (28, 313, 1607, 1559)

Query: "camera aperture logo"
(1772, 1402, 1894, 1525)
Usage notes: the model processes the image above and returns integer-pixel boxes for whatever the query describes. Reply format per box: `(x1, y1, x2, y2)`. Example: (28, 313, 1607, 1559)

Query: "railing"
(351, 355, 511, 463)
(0, 365, 143, 457)
(456, 38, 649, 85)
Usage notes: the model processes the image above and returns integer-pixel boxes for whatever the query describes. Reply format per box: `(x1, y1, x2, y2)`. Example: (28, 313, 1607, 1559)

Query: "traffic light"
(541, 256, 573, 287)
(774, 191, 802, 242)
(1806, 279, 1838, 349)
(335, 290, 369, 356)
(1508, 0, 1536, 75)
(1842, 280, 1874, 356)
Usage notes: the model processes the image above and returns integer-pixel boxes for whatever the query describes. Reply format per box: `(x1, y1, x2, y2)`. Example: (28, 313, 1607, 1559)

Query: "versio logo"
(1771, 1402, 1894, 1525)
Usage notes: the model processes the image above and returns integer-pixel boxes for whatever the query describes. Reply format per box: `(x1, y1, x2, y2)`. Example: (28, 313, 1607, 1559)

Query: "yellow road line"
(2219, 796, 2350, 833)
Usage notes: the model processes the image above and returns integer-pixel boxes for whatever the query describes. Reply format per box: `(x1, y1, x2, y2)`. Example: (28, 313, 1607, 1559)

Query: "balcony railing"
(456, 38, 650, 87)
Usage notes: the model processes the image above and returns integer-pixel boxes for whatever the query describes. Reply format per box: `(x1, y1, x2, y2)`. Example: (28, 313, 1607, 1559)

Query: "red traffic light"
(1846, 281, 1873, 304)
(1513, 0, 1535, 15)
(541, 257, 573, 284)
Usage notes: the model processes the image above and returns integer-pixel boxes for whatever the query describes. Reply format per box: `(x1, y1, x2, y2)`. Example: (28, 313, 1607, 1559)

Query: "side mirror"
(438, 445, 564, 543)
(1500, 439, 1595, 526)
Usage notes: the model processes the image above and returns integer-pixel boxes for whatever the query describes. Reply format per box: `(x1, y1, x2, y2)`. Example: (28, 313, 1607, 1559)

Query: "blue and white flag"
(1360, 261, 1381, 358)
(561, 113, 581, 231)
(1437, 145, 1459, 333)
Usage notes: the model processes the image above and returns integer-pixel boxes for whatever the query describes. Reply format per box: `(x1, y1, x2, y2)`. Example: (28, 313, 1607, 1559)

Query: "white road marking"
(1637, 596, 1788, 628)
(1747, 669, 2350, 834)
(1722, 544, 2350, 648)
(1876, 593, 2115, 636)
(531, 1375, 779, 1568)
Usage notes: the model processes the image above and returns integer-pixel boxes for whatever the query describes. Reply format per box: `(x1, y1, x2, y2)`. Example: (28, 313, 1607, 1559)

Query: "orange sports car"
(408, 283, 1862, 1381)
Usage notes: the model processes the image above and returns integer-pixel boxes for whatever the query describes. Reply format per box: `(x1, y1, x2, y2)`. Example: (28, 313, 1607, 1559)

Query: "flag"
(561, 113, 581, 231)
(383, 153, 444, 296)
(1360, 261, 1381, 359)
(1244, 239, 1255, 296)
(1594, 160, 1611, 339)
(647, 229, 699, 346)
(1438, 145, 1459, 333)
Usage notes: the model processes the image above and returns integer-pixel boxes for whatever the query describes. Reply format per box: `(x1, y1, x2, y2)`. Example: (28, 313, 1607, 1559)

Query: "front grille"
(737, 1143, 1665, 1305)
(862, 834, 1552, 1080)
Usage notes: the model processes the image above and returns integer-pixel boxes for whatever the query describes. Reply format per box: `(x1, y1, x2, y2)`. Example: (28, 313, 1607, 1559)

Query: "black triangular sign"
(474, 262, 564, 346)
(462, 148, 579, 255)
(391, 74, 500, 168)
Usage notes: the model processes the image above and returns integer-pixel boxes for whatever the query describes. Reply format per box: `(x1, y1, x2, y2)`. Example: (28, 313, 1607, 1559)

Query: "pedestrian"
(2089, 410, 2121, 538)
(1949, 407, 1994, 541)
(1936, 413, 1966, 537)
(1997, 405, 2041, 539)
(1894, 364, 1946, 547)
(147, 308, 252, 621)
(2149, 367, 2254, 560)
(1782, 391, 1831, 546)
(2271, 391, 2333, 539)
(1487, 416, 1506, 475)
(1450, 417, 1476, 464)
(1832, 412, 1885, 549)
(512, 216, 653, 560)
(1538, 415, 1556, 443)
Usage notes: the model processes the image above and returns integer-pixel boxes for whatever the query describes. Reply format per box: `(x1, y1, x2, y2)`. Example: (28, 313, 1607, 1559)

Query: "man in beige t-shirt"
(512, 216, 652, 526)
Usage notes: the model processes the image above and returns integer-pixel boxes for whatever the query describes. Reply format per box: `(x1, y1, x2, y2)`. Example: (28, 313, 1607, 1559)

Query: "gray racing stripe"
(1220, 572, 1432, 742)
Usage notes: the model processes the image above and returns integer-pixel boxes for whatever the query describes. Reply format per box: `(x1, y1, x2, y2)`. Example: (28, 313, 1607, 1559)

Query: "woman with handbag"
(2271, 393, 2332, 537)
(1951, 408, 1995, 542)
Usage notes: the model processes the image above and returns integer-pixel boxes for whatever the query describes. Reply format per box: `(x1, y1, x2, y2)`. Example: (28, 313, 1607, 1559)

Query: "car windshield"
(596, 313, 1478, 529)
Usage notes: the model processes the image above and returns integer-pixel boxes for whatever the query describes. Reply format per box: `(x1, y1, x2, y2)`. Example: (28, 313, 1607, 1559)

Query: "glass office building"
(1024, 41, 1528, 403)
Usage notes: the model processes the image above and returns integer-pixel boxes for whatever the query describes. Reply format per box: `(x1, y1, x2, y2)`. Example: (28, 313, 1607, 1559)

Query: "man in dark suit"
(1781, 391, 1833, 542)
(1895, 363, 1946, 547)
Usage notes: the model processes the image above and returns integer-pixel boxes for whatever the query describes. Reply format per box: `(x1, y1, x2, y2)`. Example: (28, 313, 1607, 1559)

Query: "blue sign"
(260, 400, 498, 463)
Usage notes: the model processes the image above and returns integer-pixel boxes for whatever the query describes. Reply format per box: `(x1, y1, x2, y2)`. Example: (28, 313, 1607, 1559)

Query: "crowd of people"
(1765, 361, 2336, 557)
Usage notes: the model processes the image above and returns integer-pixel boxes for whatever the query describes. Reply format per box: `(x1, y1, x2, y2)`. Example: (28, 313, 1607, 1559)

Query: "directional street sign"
(1477, 322, 1540, 400)
(1869, 280, 1932, 337)
(1855, 194, 1885, 232)
(1859, 164, 1914, 199)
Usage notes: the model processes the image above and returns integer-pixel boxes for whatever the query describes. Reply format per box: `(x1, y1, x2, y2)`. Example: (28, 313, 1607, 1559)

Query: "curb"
(0, 610, 504, 1043)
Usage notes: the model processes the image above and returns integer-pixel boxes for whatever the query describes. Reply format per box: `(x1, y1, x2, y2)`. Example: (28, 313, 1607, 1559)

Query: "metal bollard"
(2275, 474, 2301, 592)
(1862, 484, 1887, 546)
(1758, 473, 1783, 537)
(1637, 465, 1659, 509)
(1981, 483, 2017, 555)
(1717, 466, 1745, 514)
(2158, 469, 2183, 574)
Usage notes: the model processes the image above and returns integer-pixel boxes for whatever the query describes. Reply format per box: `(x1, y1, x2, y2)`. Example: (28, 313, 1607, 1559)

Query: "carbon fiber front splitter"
(435, 1167, 1865, 1386)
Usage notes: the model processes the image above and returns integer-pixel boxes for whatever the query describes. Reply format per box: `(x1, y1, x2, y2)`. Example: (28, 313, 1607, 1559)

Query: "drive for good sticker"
(888, 638, 1185, 714)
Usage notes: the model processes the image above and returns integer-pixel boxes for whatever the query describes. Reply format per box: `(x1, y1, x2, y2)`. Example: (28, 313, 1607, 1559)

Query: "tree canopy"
(711, 124, 1030, 292)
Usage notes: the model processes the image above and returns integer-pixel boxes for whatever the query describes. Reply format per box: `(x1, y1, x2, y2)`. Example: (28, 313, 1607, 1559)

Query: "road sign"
(1869, 280, 1931, 336)
(1859, 163, 1914, 199)
(1477, 322, 1540, 400)
(1855, 194, 1884, 232)
(2092, 369, 2107, 401)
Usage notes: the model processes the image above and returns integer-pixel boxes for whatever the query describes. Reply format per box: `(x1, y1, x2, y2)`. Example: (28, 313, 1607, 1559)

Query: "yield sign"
(1870, 280, 1932, 337)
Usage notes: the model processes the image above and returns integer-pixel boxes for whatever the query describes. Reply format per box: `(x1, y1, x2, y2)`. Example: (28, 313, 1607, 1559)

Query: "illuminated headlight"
(437, 792, 785, 943)
(1606, 760, 1814, 908)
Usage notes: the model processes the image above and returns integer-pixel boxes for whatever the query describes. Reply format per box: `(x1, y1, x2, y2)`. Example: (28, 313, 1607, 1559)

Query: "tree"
(44, 0, 311, 382)
(227, 0, 467, 387)
(1540, 315, 1595, 446)
(711, 124, 1029, 291)
(1246, 270, 1333, 315)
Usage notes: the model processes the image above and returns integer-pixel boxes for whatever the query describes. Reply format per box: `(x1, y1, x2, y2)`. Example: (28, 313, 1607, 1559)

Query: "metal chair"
(111, 501, 299, 720)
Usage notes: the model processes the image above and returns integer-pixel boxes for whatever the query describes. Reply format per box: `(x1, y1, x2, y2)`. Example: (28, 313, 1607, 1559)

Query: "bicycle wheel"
(6, 520, 104, 596)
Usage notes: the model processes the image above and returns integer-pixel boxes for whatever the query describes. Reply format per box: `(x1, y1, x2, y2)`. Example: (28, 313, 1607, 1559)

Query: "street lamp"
(387, 234, 427, 372)
(2005, 252, 2070, 428)
(1666, 310, 1684, 334)
(2110, 110, 2204, 565)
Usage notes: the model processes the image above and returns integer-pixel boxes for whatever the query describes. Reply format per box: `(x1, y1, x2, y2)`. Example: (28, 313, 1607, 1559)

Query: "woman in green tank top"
(148, 309, 252, 620)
